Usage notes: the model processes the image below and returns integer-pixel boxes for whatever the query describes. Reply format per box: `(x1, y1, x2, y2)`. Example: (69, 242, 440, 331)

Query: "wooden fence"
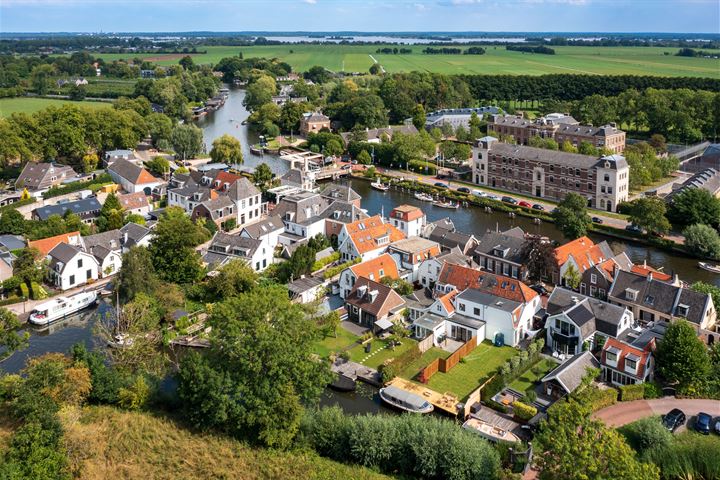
(418, 334, 434, 353)
(419, 338, 478, 383)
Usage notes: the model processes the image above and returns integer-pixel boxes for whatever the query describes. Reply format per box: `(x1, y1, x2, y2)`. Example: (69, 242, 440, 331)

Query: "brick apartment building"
(488, 113, 626, 154)
(472, 137, 629, 212)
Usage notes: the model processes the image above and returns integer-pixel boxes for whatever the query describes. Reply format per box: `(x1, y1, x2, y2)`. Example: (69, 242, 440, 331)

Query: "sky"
(1, 0, 719, 34)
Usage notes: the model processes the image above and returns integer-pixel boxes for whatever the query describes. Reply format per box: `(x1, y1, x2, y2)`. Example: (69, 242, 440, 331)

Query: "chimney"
(647, 272, 653, 282)
(673, 273, 680, 286)
(369, 290, 379, 303)
(571, 296, 579, 304)
(123, 231, 128, 245)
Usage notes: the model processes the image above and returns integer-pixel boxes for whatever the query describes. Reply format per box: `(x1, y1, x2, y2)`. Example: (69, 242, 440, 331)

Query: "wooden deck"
(387, 377, 460, 416)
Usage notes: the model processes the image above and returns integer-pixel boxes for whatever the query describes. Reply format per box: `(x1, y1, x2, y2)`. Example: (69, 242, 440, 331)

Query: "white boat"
(379, 386, 434, 414)
(433, 200, 459, 209)
(699, 262, 720, 274)
(462, 417, 521, 444)
(29, 291, 98, 326)
(371, 181, 390, 192)
(414, 192, 434, 202)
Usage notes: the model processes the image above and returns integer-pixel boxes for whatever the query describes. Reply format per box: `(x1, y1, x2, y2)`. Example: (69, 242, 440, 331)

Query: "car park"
(501, 196, 518, 205)
(662, 408, 686, 432)
(457, 187, 471, 193)
(592, 217, 603, 224)
(532, 204, 545, 211)
(695, 412, 712, 435)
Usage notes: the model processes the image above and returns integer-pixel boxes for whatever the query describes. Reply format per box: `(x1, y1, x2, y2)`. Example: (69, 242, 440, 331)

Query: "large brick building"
(472, 137, 629, 212)
(488, 113, 626, 154)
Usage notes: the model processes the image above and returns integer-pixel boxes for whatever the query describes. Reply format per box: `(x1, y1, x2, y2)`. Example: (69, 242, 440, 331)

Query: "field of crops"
(95, 44, 720, 77)
(0, 97, 111, 118)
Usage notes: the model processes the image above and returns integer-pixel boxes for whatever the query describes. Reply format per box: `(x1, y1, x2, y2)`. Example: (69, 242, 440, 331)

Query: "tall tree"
(411, 104, 426, 130)
(96, 193, 125, 232)
(0, 209, 26, 235)
(626, 197, 671, 235)
(210, 134, 243, 165)
(148, 206, 208, 284)
(252, 162, 273, 191)
(117, 246, 160, 302)
(30, 64, 55, 95)
(683, 223, 720, 260)
(667, 188, 720, 229)
(520, 236, 557, 282)
(12, 247, 45, 284)
(552, 193, 591, 239)
(655, 319, 711, 387)
(171, 124, 204, 161)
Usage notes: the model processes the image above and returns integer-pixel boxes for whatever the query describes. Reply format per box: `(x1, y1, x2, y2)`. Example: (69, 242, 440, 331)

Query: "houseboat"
(379, 386, 434, 414)
(29, 291, 98, 325)
(462, 417, 521, 443)
(699, 262, 720, 274)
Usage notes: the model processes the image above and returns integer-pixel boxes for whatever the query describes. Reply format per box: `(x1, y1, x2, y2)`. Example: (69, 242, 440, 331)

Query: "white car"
(472, 189, 487, 198)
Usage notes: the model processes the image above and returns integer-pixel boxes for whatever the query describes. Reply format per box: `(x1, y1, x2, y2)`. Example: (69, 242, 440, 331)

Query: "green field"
(0, 97, 112, 118)
(311, 327, 359, 358)
(95, 45, 720, 77)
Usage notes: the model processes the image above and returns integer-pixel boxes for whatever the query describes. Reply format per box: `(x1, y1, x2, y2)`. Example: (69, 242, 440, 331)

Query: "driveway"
(593, 397, 720, 428)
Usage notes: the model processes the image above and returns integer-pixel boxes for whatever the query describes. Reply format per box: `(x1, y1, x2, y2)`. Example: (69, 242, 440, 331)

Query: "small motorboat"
(698, 262, 720, 274)
(371, 181, 390, 192)
(432, 200, 459, 209)
(462, 417, 521, 443)
(414, 192, 434, 202)
(29, 291, 98, 326)
(379, 386, 434, 414)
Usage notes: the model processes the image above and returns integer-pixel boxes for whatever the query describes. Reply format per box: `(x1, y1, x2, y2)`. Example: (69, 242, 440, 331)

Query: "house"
(103, 149, 137, 167)
(108, 159, 164, 194)
(416, 246, 475, 290)
(339, 125, 419, 145)
(288, 276, 326, 304)
(434, 263, 541, 346)
(227, 177, 265, 226)
(473, 228, 527, 280)
(279, 168, 316, 192)
(28, 231, 83, 256)
(541, 352, 599, 400)
(120, 222, 153, 251)
(553, 236, 614, 289)
(299, 112, 331, 136)
(412, 289, 488, 346)
(118, 192, 151, 217)
(424, 222, 478, 255)
(168, 183, 218, 214)
(0, 235, 25, 282)
(274, 192, 330, 245)
(600, 336, 655, 386)
(321, 202, 369, 241)
(388, 205, 426, 238)
(191, 196, 236, 228)
(46, 242, 99, 291)
(580, 252, 634, 300)
(607, 269, 716, 330)
(200, 170, 242, 193)
(545, 287, 634, 356)
(16, 162, 77, 192)
(239, 215, 285, 255)
(418, 107, 500, 131)
(320, 183, 362, 208)
(345, 277, 406, 333)
(338, 253, 400, 299)
(82, 230, 123, 277)
(204, 232, 268, 272)
(387, 237, 441, 283)
(338, 215, 406, 262)
(32, 197, 102, 224)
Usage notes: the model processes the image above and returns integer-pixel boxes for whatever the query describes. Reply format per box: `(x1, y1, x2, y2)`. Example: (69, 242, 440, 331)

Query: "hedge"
(512, 401, 538, 422)
(0, 296, 21, 307)
(577, 386, 618, 412)
(619, 383, 645, 402)
(312, 251, 340, 272)
(19, 283, 29, 299)
(42, 173, 113, 199)
(483, 398, 509, 414)
(0, 198, 35, 213)
(643, 381, 663, 400)
(29, 282, 47, 300)
(378, 344, 421, 383)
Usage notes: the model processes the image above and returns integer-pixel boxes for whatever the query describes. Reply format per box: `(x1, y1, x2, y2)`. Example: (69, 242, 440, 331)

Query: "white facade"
(595, 156, 630, 213)
(98, 251, 122, 278)
(388, 215, 425, 238)
(233, 193, 265, 227)
(50, 251, 99, 291)
(417, 257, 444, 289)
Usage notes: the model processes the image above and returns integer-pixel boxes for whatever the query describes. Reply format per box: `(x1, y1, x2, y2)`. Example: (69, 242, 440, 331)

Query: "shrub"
(576, 386, 618, 412)
(29, 282, 47, 300)
(483, 398, 508, 414)
(378, 344, 420, 383)
(619, 383, 645, 402)
(643, 381, 663, 399)
(118, 376, 150, 410)
(312, 251, 340, 272)
(19, 282, 29, 299)
(512, 401, 537, 422)
(619, 416, 673, 454)
(323, 257, 360, 279)
(2, 276, 21, 292)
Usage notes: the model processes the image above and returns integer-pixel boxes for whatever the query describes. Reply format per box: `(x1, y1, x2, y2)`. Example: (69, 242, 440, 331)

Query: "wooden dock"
(387, 377, 461, 416)
(331, 360, 383, 387)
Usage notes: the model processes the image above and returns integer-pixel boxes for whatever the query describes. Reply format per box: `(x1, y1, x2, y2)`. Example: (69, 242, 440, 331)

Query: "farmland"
(95, 44, 720, 77)
(0, 97, 112, 118)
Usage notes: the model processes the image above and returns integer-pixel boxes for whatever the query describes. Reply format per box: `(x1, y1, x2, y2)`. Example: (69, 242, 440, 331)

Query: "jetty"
(331, 360, 383, 387)
(386, 377, 461, 416)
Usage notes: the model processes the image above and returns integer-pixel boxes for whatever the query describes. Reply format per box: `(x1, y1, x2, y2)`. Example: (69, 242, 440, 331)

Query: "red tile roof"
(349, 254, 400, 282)
(601, 337, 655, 379)
(118, 192, 149, 211)
(211, 171, 242, 191)
(390, 204, 424, 222)
(136, 168, 159, 185)
(630, 264, 672, 282)
(554, 236, 607, 273)
(28, 231, 82, 256)
(438, 290, 457, 314)
(345, 215, 406, 255)
(437, 263, 538, 304)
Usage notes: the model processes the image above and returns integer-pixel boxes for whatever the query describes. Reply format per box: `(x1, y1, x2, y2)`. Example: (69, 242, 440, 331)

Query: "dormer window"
(677, 303, 689, 317)
(625, 288, 638, 302)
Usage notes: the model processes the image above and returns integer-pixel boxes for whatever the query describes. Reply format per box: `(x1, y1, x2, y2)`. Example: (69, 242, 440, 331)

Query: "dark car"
(434, 182, 449, 189)
(592, 216, 604, 224)
(662, 408, 686, 432)
(530, 284, 548, 296)
(457, 187, 471, 194)
(501, 196, 518, 205)
(625, 224, 642, 234)
(532, 204, 545, 211)
(695, 412, 712, 435)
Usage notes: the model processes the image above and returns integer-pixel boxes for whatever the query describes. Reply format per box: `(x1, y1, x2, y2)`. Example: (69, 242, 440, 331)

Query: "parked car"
(662, 408, 686, 432)
(625, 224, 643, 234)
(532, 204, 545, 211)
(472, 190, 487, 198)
(592, 217, 604, 224)
(341, 164, 352, 170)
(434, 182, 449, 189)
(486, 194, 499, 201)
(518, 201, 533, 208)
(530, 284, 548, 296)
(501, 196, 518, 205)
(695, 412, 712, 435)
(714, 417, 720, 435)
(457, 187, 471, 194)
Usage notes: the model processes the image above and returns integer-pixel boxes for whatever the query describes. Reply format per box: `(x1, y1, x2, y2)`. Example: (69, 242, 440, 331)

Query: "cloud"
(303, 0, 317, 4)
(414, 2, 428, 10)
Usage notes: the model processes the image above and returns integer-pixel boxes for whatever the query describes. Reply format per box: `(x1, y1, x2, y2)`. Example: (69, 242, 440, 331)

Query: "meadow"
(96, 44, 720, 77)
(0, 97, 112, 118)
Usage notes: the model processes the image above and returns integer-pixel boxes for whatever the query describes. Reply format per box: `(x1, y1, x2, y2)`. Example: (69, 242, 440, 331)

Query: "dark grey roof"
(0, 235, 26, 251)
(405, 288, 436, 310)
(169, 184, 213, 200)
(16, 162, 76, 190)
(108, 158, 146, 183)
(209, 232, 261, 258)
(83, 230, 122, 260)
(474, 231, 526, 264)
(47, 242, 85, 273)
(547, 287, 628, 337)
(280, 168, 311, 188)
(666, 168, 720, 202)
(437, 246, 476, 268)
(120, 222, 152, 248)
(427, 226, 475, 252)
(195, 195, 235, 220)
(541, 352, 599, 395)
(446, 313, 486, 330)
(320, 183, 361, 203)
(241, 216, 285, 238)
(457, 288, 521, 313)
(489, 143, 603, 169)
(319, 202, 367, 224)
(33, 197, 102, 220)
(227, 177, 260, 201)
(288, 276, 324, 295)
(428, 217, 455, 231)
(274, 192, 330, 225)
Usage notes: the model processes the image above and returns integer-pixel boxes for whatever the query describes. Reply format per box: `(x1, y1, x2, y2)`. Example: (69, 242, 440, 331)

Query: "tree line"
(506, 45, 555, 55)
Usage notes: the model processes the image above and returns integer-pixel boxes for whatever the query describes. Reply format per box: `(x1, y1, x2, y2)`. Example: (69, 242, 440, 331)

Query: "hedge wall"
(619, 383, 645, 402)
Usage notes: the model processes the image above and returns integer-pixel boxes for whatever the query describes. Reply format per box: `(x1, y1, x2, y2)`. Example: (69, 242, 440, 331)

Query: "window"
(86, 269, 92, 280)
(604, 174, 610, 182)
(69, 275, 75, 286)
(459, 303, 465, 312)
(606, 351, 617, 362)
(473, 307, 480, 316)
(78, 259, 83, 268)
(625, 358, 637, 370)
(591, 273, 597, 284)
(379, 269, 384, 277)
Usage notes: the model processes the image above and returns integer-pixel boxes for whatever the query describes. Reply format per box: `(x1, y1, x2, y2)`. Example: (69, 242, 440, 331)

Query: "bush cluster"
(511, 401, 537, 422)
(377, 344, 421, 383)
(619, 383, 645, 402)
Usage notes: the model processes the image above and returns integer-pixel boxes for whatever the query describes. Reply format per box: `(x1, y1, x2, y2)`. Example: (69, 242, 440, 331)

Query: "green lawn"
(400, 347, 450, 380)
(348, 338, 418, 370)
(0, 97, 112, 118)
(311, 327, 360, 358)
(90, 45, 720, 78)
(508, 358, 559, 395)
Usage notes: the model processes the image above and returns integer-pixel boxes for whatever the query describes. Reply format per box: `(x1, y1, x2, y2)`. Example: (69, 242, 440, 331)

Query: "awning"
(374, 318, 394, 330)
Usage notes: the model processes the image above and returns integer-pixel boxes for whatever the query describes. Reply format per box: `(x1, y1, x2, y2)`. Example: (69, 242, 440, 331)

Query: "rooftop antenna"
(381, 204, 385, 220)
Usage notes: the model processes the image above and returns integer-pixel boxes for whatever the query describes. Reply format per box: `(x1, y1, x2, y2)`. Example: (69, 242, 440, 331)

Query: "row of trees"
(133, 69, 220, 119)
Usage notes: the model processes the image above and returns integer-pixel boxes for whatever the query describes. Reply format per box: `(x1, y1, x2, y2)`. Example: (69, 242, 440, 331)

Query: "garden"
(507, 358, 558, 396)
(348, 337, 418, 370)
(310, 326, 360, 359)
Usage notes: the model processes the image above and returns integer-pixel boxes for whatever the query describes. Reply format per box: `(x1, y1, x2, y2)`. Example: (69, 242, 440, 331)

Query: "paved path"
(5, 276, 113, 318)
(593, 397, 720, 428)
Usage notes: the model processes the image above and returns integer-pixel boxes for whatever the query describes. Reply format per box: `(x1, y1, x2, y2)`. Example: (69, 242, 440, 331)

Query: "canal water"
(2, 86, 718, 415)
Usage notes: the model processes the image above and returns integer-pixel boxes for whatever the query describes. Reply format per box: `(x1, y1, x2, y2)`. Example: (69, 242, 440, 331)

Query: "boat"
(329, 373, 357, 392)
(29, 291, 98, 326)
(432, 199, 459, 209)
(379, 385, 434, 414)
(414, 192, 434, 202)
(699, 262, 720, 273)
(371, 180, 390, 192)
(462, 417, 521, 443)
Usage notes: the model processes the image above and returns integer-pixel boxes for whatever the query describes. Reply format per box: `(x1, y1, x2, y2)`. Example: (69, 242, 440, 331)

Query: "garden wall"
(418, 338, 477, 383)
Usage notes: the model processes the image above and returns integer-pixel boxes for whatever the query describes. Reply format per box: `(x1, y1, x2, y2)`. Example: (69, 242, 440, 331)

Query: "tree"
(304, 65, 332, 84)
(252, 162, 273, 191)
(560, 140, 578, 153)
(30, 64, 55, 95)
(0, 209, 26, 235)
(117, 246, 160, 302)
(552, 193, 591, 239)
(0, 308, 29, 360)
(411, 104, 426, 130)
(520, 236, 557, 282)
(171, 124, 204, 161)
(626, 197, 671, 235)
(655, 319, 710, 387)
(380, 276, 414, 296)
(146, 112, 174, 149)
(96, 193, 125, 232)
(278, 101, 305, 133)
(620, 416, 674, 456)
(667, 188, 720, 229)
(683, 224, 720, 260)
(68, 84, 86, 101)
(12, 247, 45, 285)
(534, 399, 659, 480)
(179, 55, 195, 71)
(144, 156, 170, 177)
(149, 206, 208, 283)
(210, 134, 243, 165)
(691, 282, 720, 316)
(369, 63, 382, 75)
(563, 263, 582, 290)
(648, 134, 667, 153)
(357, 150, 372, 165)
(82, 153, 99, 173)
(205, 259, 258, 300)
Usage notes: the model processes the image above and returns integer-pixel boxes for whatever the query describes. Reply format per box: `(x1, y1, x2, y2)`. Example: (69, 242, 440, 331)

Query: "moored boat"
(432, 199, 459, 209)
(414, 192, 434, 202)
(699, 262, 720, 274)
(462, 417, 521, 443)
(29, 291, 98, 326)
(379, 386, 434, 414)
(371, 181, 390, 192)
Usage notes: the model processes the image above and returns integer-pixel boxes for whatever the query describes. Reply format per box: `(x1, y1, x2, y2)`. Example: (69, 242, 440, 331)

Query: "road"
(593, 397, 720, 428)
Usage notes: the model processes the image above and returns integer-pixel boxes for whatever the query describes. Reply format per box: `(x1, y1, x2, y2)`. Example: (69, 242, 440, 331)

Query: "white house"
(388, 204, 426, 238)
(120, 222, 153, 251)
(240, 215, 284, 252)
(47, 243, 99, 291)
(227, 177, 266, 227)
(413, 290, 487, 346)
(273, 192, 329, 246)
(337, 215, 406, 262)
(386, 237, 441, 283)
(108, 159, 164, 195)
(204, 232, 269, 272)
(82, 230, 123, 278)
